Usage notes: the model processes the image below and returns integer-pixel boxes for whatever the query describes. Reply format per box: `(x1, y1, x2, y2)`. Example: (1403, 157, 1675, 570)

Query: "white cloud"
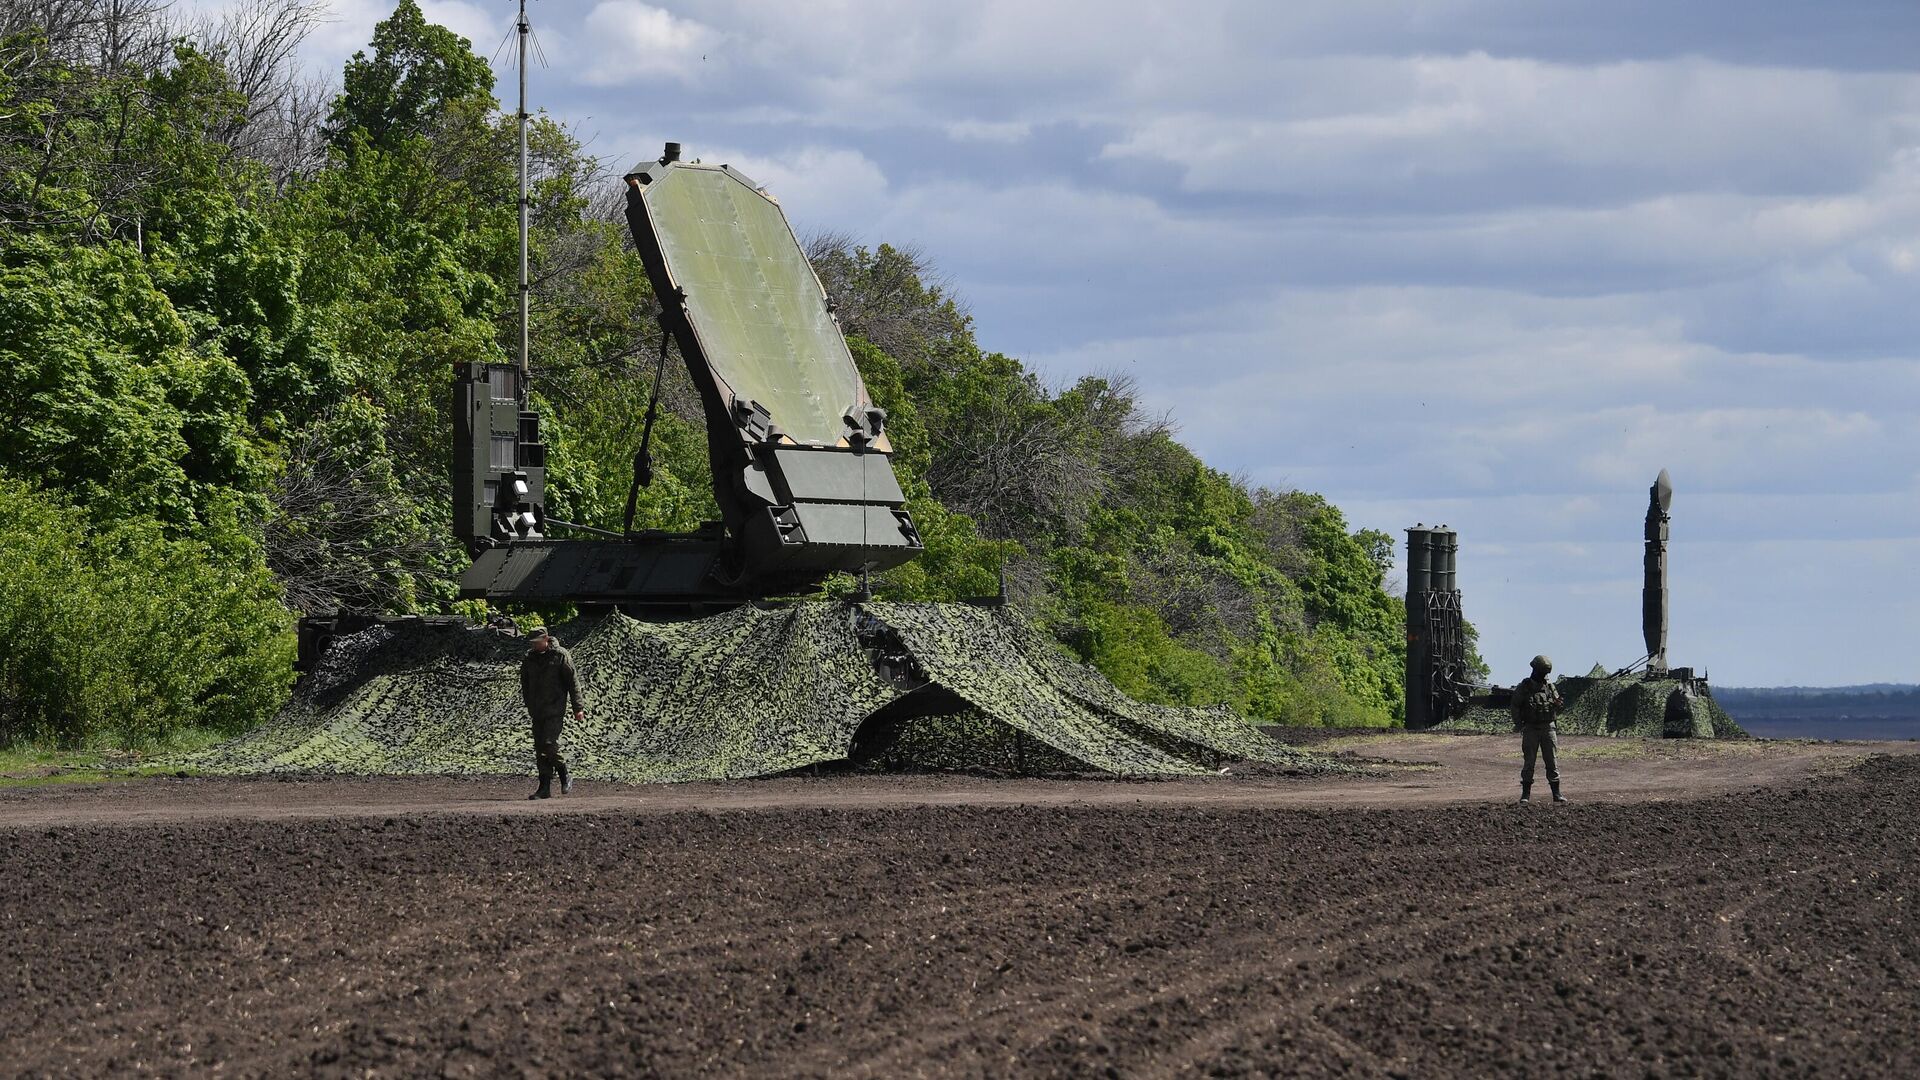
(1100, 54, 1920, 206)
(945, 119, 1032, 144)
(578, 1, 721, 86)
(704, 145, 890, 234)
(1023, 282, 1917, 515)
(419, 1, 501, 53)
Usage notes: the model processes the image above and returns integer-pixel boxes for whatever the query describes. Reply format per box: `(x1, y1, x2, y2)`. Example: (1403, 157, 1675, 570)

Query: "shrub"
(0, 476, 294, 746)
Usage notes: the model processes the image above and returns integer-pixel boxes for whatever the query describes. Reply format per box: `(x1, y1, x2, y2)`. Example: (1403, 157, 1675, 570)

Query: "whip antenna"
(513, 0, 546, 394)
(516, 0, 530, 391)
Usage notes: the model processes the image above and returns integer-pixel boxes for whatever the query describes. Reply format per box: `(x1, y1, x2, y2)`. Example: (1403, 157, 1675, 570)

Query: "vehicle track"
(824, 870, 1639, 1076)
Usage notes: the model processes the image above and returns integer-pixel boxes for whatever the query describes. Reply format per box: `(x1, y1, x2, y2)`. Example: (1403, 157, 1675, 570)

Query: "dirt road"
(1, 732, 1903, 827)
(3, 735, 1917, 1077)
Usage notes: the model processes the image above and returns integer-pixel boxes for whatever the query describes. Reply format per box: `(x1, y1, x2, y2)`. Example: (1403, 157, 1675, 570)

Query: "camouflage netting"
(189, 602, 1320, 782)
(869, 603, 1288, 773)
(1443, 674, 1747, 739)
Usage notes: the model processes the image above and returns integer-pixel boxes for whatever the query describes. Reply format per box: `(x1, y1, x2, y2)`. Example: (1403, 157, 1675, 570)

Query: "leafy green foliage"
(325, 0, 494, 152)
(0, 236, 266, 530)
(848, 338, 1012, 601)
(0, 477, 293, 746)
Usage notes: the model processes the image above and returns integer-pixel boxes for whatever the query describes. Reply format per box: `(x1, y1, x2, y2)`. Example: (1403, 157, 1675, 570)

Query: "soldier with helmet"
(1510, 654, 1567, 804)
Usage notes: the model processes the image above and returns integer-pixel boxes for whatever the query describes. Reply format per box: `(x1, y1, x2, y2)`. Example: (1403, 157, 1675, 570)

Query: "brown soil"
(3, 735, 1917, 1077)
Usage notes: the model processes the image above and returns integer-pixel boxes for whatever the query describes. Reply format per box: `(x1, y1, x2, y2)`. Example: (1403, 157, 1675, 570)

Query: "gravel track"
(2, 748, 1917, 1077)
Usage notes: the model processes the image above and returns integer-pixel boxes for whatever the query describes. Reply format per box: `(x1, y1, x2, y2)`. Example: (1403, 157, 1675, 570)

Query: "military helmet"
(1530, 654, 1552, 675)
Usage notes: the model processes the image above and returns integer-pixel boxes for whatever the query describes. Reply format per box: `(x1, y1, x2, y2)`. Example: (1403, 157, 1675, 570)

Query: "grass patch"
(1555, 740, 1663, 761)
(0, 727, 224, 787)
(0, 765, 195, 789)
(1554, 737, 1806, 762)
(1809, 753, 1875, 777)
(1304, 733, 1412, 753)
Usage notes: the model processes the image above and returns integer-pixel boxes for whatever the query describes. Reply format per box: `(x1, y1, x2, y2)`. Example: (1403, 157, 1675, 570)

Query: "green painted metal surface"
(645, 165, 862, 446)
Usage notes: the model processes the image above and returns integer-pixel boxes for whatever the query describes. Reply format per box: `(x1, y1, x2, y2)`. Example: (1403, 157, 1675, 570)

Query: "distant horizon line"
(1707, 683, 1917, 694)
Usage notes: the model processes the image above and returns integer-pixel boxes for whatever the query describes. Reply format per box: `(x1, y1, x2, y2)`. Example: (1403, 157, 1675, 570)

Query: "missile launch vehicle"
(1407, 470, 1744, 738)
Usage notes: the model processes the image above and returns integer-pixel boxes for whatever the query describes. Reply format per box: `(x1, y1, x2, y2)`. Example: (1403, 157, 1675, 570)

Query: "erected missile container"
(1404, 524, 1471, 729)
(1643, 467, 1673, 672)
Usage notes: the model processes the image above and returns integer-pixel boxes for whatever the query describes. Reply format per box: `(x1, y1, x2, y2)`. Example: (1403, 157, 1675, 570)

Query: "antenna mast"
(516, 0, 530, 392)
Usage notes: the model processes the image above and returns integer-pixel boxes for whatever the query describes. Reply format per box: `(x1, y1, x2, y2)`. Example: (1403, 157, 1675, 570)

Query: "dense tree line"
(0, 1, 1422, 747)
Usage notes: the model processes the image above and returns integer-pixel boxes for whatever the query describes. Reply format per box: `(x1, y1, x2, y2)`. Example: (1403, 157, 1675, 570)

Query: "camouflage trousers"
(531, 713, 567, 785)
(1520, 723, 1560, 786)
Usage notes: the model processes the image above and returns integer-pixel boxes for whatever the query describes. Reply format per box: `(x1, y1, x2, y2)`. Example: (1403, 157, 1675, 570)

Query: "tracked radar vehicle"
(454, 143, 923, 606)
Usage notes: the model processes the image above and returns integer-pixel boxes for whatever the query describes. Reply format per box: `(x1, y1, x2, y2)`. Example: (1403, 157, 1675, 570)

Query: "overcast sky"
(262, 0, 1916, 686)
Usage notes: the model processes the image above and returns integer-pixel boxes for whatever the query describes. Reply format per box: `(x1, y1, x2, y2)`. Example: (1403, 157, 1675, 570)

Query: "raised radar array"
(454, 143, 923, 606)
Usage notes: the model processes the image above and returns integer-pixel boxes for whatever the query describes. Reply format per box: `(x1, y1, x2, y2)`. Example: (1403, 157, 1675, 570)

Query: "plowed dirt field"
(3, 734, 1917, 1077)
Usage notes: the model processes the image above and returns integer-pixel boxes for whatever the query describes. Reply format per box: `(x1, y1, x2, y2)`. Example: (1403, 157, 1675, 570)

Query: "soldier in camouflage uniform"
(520, 627, 585, 800)
(1510, 654, 1567, 804)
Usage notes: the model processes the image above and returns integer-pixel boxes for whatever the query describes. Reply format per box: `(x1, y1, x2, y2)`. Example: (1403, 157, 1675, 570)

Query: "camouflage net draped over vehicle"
(869, 603, 1288, 769)
(1443, 674, 1747, 739)
(190, 602, 1317, 782)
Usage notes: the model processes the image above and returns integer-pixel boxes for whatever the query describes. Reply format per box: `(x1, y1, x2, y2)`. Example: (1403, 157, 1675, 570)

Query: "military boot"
(558, 762, 572, 796)
(532, 754, 553, 800)
(1551, 783, 1568, 804)
(1518, 782, 1532, 804)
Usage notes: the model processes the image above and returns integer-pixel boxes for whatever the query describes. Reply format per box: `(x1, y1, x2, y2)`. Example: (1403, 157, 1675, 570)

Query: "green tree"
(0, 476, 293, 746)
(325, 0, 494, 151)
(847, 337, 1012, 601)
(0, 236, 266, 531)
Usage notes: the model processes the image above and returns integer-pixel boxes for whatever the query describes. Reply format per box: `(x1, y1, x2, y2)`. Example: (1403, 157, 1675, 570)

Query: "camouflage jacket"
(1510, 675, 1561, 728)
(520, 643, 585, 720)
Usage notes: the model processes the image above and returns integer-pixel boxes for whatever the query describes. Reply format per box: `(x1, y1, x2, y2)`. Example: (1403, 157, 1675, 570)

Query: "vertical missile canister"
(1404, 526, 1434, 729)
(1433, 527, 1457, 592)
(1643, 468, 1672, 671)
(1405, 525, 1472, 729)
(1407, 526, 1434, 594)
